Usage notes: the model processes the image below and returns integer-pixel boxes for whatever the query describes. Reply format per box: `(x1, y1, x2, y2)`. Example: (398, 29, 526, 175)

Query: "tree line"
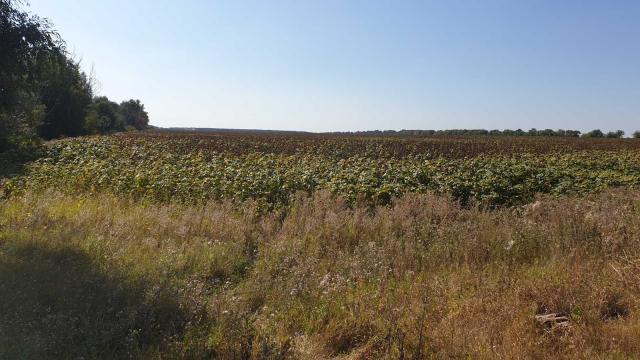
(334, 129, 639, 138)
(0, 0, 149, 153)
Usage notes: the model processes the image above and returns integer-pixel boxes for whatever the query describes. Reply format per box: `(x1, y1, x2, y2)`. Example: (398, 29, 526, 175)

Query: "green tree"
(1, 0, 146, 153)
(84, 96, 124, 134)
(119, 99, 149, 130)
(539, 129, 555, 137)
(605, 130, 625, 139)
(0, 93, 45, 151)
(37, 54, 93, 139)
(582, 129, 604, 138)
(0, 0, 60, 151)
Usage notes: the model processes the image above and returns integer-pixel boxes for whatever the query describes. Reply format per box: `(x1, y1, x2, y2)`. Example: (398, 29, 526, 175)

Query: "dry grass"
(2, 189, 640, 358)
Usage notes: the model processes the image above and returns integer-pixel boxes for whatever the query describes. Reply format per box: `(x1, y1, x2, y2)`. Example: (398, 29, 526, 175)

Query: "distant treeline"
(332, 129, 638, 138)
(0, 0, 149, 153)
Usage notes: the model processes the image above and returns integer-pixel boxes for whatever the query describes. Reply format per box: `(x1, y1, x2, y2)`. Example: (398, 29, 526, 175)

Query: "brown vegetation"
(119, 130, 640, 159)
(2, 188, 640, 358)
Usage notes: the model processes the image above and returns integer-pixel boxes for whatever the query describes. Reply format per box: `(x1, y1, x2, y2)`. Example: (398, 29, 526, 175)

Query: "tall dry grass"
(1, 189, 640, 358)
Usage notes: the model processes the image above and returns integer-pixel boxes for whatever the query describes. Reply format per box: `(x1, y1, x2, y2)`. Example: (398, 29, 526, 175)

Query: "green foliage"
(11, 134, 640, 209)
(0, 0, 60, 150)
(606, 130, 625, 139)
(37, 53, 94, 139)
(120, 99, 149, 130)
(0, 0, 60, 111)
(84, 96, 125, 134)
(0, 92, 44, 152)
(582, 129, 605, 138)
(0, 0, 148, 154)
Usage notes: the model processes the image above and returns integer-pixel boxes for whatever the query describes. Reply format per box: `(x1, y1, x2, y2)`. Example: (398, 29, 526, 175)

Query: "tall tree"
(0, 0, 61, 150)
(119, 99, 149, 130)
(84, 96, 124, 134)
(37, 54, 93, 139)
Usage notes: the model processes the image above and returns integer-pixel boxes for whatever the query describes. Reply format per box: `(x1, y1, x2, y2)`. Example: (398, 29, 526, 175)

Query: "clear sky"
(28, 0, 640, 133)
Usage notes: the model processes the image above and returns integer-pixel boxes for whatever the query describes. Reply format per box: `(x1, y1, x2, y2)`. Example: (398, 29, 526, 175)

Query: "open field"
(4, 131, 640, 208)
(4, 0, 640, 357)
(122, 130, 640, 158)
(3, 131, 640, 358)
(2, 188, 640, 358)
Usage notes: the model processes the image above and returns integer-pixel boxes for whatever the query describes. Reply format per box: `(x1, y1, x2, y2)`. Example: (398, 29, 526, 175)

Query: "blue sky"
(28, 0, 640, 133)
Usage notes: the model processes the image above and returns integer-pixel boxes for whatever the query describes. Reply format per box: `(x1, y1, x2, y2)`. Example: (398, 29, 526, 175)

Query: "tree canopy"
(119, 99, 149, 130)
(1, 0, 149, 153)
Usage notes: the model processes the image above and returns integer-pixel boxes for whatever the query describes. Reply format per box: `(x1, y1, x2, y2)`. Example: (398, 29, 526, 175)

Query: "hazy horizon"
(29, 0, 640, 134)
